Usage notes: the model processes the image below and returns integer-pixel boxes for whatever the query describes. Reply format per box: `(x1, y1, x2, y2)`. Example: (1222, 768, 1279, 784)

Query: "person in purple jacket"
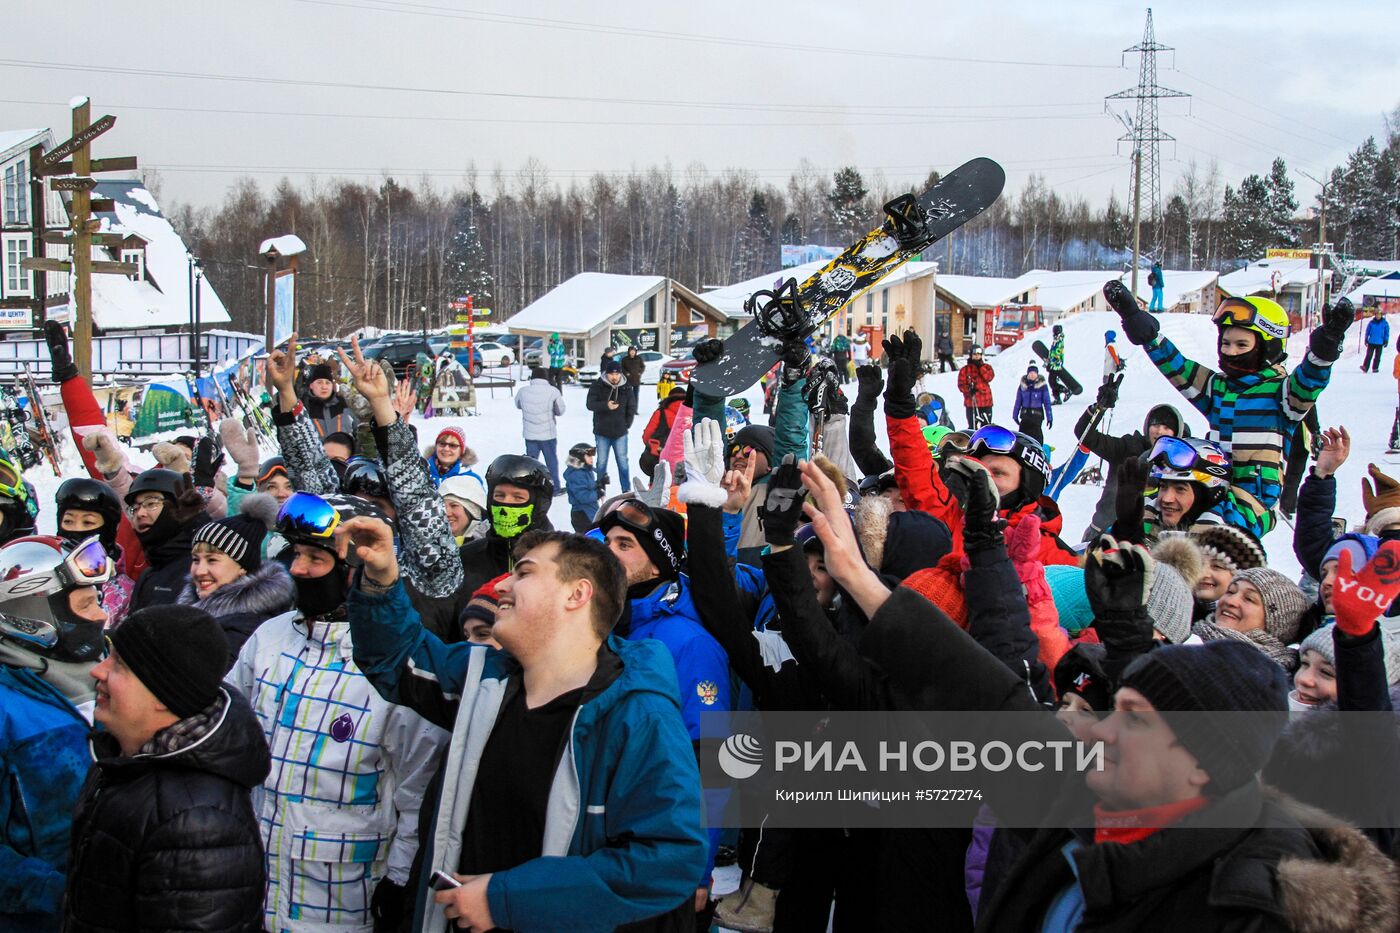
(1012, 362, 1054, 443)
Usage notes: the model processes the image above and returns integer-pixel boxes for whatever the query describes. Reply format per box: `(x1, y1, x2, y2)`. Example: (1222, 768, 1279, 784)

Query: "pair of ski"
(1045, 374, 1122, 501)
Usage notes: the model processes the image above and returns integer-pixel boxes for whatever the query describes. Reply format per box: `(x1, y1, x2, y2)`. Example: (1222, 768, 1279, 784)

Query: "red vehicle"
(989, 304, 1046, 349)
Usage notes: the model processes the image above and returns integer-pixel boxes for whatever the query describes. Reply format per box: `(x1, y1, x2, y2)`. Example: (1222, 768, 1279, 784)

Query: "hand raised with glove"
(1331, 541, 1400, 638)
(855, 364, 884, 408)
(943, 455, 1003, 552)
(760, 453, 808, 546)
(191, 435, 225, 488)
(1113, 455, 1150, 543)
(170, 472, 209, 524)
(83, 427, 127, 477)
(1085, 533, 1156, 664)
(219, 417, 261, 484)
(45, 321, 78, 383)
(1309, 297, 1356, 362)
(692, 338, 725, 366)
(1103, 279, 1160, 346)
(1095, 376, 1120, 411)
(632, 460, 671, 508)
(677, 418, 729, 508)
(780, 338, 812, 385)
(882, 330, 922, 420)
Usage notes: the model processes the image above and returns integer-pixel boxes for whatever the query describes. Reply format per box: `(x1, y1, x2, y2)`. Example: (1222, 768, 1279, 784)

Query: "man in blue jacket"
(596, 499, 732, 913)
(341, 516, 707, 933)
(1364, 307, 1390, 373)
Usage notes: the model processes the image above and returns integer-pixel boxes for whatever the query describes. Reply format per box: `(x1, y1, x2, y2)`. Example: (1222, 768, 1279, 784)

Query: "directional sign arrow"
(88, 199, 116, 214)
(20, 257, 73, 274)
(43, 115, 117, 167)
(51, 176, 98, 192)
(92, 261, 140, 276)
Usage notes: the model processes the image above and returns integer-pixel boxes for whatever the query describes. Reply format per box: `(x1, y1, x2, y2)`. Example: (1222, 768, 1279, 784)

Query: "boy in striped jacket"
(1105, 280, 1354, 539)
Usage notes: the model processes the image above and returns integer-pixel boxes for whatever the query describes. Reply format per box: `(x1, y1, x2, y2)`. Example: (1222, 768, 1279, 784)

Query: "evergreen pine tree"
(1264, 158, 1300, 248)
(735, 192, 774, 279)
(826, 167, 869, 242)
(444, 193, 494, 312)
(1220, 176, 1272, 261)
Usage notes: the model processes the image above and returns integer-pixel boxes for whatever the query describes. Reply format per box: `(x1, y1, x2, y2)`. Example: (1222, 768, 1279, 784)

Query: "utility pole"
(1300, 168, 1352, 325)
(1131, 148, 1143, 297)
(1106, 9, 1189, 272)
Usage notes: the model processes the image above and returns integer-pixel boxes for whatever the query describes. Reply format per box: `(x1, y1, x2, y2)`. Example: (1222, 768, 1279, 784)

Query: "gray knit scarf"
(1192, 617, 1299, 673)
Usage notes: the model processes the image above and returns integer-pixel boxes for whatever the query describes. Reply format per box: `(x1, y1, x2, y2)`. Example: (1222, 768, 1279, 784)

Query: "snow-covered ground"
(26, 308, 1396, 584)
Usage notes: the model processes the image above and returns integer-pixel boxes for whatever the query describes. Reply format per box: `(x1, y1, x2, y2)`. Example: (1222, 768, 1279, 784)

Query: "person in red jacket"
(956, 344, 995, 430)
(640, 385, 686, 476)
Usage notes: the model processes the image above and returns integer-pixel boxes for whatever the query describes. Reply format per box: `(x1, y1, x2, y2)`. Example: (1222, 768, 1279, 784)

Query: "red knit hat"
(436, 426, 468, 449)
(900, 559, 968, 630)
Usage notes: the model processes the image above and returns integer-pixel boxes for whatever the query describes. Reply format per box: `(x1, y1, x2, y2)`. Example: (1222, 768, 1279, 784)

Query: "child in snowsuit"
(1106, 280, 1352, 539)
(1012, 363, 1053, 443)
(563, 442, 602, 532)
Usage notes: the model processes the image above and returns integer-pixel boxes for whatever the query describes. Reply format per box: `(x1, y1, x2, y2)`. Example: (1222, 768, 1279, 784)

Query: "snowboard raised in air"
(1030, 340, 1083, 397)
(689, 157, 1006, 397)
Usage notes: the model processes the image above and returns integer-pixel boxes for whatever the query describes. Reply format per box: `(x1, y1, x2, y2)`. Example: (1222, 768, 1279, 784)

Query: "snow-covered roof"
(0, 128, 46, 160)
(1014, 270, 1108, 315)
(506, 272, 665, 335)
(259, 234, 307, 257)
(56, 180, 233, 330)
(1118, 268, 1220, 309)
(1218, 258, 1318, 297)
(936, 274, 1028, 309)
(1348, 260, 1400, 277)
(1343, 275, 1400, 305)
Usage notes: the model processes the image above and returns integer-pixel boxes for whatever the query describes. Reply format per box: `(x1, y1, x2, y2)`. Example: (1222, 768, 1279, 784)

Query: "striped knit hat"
(192, 493, 279, 572)
(1191, 524, 1266, 575)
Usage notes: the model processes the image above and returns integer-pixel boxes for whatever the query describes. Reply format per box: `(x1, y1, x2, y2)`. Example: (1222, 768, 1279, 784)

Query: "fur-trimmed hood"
(178, 560, 296, 620)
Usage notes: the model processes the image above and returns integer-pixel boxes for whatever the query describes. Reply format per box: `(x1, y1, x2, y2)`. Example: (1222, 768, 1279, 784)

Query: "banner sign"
(131, 379, 195, 440)
(0, 306, 33, 329)
(273, 270, 295, 345)
(610, 327, 660, 352)
(782, 244, 846, 268)
(1266, 248, 1313, 260)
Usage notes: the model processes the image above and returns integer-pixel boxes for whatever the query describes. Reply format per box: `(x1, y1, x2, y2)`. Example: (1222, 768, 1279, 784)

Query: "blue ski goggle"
(1148, 436, 1199, 471)
(277, 492, 340, 540)
(966, 425, 1018, 456)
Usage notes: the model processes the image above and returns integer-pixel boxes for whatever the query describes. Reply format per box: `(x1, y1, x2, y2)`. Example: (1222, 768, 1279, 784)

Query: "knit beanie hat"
(1362, 464, 1400, 524)
(1054, 643, 1112, 712)
(1322, 533, 1379, 571)
(462, 574, 505, 629)
(728, 424, 775, 467)
(1145, 563, 1194, 645)
(1120, 641, 1289, 794)
(308, 363, 334, 384)
(900, 562, 968, 629)
(1045, 565, 1094, 635)
(602, 358, 622, 374)
(598, 504, 686, 580)
(1229, 568, 1309, 644)
(1299, 623, 1400, 685)
(436, 426, 468, 449)
(191, 493, 278, 572)
(1191, 524, 1266, 575)
(322, 431, 357, 456)
(109, 605, 228, 718)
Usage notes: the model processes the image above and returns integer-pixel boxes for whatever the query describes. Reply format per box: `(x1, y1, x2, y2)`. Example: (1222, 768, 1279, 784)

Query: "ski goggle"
(1213, 298, 1288, 340)
(966, 425, 1019, 456)
(342, 457, 389, 499)
(594, 493, 650, 529)
(277, 492, 341, 540)
(0, 534, 113, 600)
(1148, 436, 1230, 480)
(256, 458, 288, 485)
(0, 458, 26, 500)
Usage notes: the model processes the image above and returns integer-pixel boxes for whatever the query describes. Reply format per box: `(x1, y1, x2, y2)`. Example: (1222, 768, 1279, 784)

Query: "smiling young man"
(341, 516, 707, 933)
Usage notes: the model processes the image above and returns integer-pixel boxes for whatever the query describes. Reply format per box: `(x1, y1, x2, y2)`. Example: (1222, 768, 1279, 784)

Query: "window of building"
(865, 293, 873, 325)
(3, 160, 28, 226)
(643, 294, 657, 324)
(4, 237, 32, 295)
(614, 312, 628, 326)
(121, 248, 145, 282)
(881, 289, 890, 333)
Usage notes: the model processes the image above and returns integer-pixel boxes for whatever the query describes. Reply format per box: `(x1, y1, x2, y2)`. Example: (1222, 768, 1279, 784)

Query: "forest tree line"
(164, 111, 1399, 340)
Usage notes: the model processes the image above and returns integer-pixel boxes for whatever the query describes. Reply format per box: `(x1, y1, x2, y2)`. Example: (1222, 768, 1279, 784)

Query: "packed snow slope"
(26, 308, 1393, 583)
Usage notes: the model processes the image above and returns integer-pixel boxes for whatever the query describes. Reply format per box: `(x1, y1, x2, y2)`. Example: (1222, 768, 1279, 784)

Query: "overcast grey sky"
(4, 0, 1396, 212)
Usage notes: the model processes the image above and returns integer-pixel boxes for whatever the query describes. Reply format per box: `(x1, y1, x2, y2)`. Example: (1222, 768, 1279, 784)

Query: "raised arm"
(270, 333, 340, 494)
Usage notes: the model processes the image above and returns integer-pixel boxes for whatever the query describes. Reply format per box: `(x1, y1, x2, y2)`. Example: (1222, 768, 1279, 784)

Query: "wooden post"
(27, 145, 47, 331)
(70, 99, 93, 379)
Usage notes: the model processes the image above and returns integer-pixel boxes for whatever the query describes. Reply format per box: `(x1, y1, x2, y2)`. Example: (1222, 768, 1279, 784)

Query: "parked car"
(365, 336, 483, 378)
(473, 341, 514, 367)
(660, 347, 698, 384)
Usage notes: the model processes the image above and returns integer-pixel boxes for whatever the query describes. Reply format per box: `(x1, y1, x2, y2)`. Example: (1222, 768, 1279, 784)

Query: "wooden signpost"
(26, 99, 139, 378)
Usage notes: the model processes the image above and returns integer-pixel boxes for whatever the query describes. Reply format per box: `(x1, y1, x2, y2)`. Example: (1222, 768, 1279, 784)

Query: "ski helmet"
(124, 467, 183, 506)
(341, 456, 389, 501)
(1148, 436, 1230, 492)
(55, 478, 122, 549)
(0, 534, 113, 664)
(728, 397, 751, 416)
(257, 456, 288, 484)
(724, 405, 750, 441)
(1053, 324, 1064, 337)
(568, 442, 597, 462)
(965, 424, 1050, 510)
(485, 454, 554, 500)
(1213, 296, 1289, 365)
(276, 491, 387, 554)
(1105, 330, 1117, 344)
(969, 344, 984, 357)
(0, 457, 38, 543)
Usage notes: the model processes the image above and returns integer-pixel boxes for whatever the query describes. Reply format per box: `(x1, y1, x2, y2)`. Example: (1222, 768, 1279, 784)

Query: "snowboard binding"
(747, 277, 812, 343)
(882, 193, 931, 247)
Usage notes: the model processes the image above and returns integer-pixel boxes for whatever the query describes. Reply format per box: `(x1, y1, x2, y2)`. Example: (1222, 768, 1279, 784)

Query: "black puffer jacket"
(178, 562, 297, 668)
(128, 515, 209, 614)
(1076, 402, 1186, 539)
(62, 686, 270, 933)
(585, 376, 637, 438)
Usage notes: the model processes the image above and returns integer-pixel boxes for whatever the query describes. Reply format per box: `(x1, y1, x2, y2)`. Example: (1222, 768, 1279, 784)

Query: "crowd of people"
(1, 280, 1399, 933)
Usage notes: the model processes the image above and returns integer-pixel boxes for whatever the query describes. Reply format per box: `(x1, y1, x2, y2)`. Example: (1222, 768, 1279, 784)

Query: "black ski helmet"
(257, 456, 288, 484)
(341, 456, 389, 501)
(55, 478, 122, 548)
(485, 454, 554, 500)
(568, 442, 597, 461)
(124, 467, 184, 506)
(966, 428, 1050, 512)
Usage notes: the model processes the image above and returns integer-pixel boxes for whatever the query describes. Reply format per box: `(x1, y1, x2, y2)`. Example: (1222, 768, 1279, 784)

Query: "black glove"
(760, 453, 807, 546)
(693, 338, 725, 365)
(779, 338, 811, 385)
(943, 457, 1003, 552)
(882, 331, 921, 420)
(1085, 533, 1156, 659)
(371, 878, 407, 929)
(1095, 377, 1120, 410)
(1103, 280, 1160, 346)
(170, 472, 208, 525)
(1113, 456, 1150, 543)
(45, 321, 78, 383)
(596, 473, 610, 496)
(192, 435, 225, 488)
(1309, 297, 1355, 362)
(855, 364, 884, 408)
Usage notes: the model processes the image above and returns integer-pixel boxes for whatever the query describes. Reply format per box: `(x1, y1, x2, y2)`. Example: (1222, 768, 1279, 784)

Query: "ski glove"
(632, 460, 671, 508)
(944, 456, 1003, 552)
(170, 473, 209, 524)
(692, 338, 725, 366)
(1095, 378, 1120, 410)
(1103, 280, 1160, 346)
(596, 473, 610, 497)
(44, 321, 78, 384)
(760, 453, 807, 547)
(855, 364, 884, 408)
(882, 330, 922, 420)
(1331, 542, 1400, 638)
(677, 418, 729, 508)
(371, 878, 407, 925)
(218, 417, 261, 484)
(1113, 455, 1150, 544)
(1309, 297, 1355, 362)
(1085, 533, 1156, 673)
(83, 428, 126, 477)
(192, 436, 225, 488)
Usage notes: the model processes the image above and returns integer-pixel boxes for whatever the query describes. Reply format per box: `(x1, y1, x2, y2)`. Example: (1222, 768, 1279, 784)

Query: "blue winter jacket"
(347, 580, 707, 933)
(1012, 376, 1053, 427)
(1366, 316, 1391, 347)
(0, 666, 91, 932)
(563, 463, 599, 516)
(425, 456, 481, 489)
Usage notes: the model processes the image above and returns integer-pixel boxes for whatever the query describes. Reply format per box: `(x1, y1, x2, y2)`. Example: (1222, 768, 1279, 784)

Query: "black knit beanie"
(598, 505, 686, 580)
(728, 424, 775, 466)
(109, 605, 228, 718)
(1119, 641, 1288, 794)
(308, 363, 335, 384)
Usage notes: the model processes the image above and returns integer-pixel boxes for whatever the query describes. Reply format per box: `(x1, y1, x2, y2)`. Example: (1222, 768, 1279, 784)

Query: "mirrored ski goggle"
(256, 458, 288, 485)
(1148, 436, 1201, 471)
(966, 425, 1018, 456)
(277, 491, 341, 539)
(0, 458, 25, 499)
(1212, 298, 1288, 340)
(0, 534, 112, 600)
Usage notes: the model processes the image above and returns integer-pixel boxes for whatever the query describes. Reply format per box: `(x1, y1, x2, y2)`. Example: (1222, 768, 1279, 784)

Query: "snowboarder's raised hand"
(779, 337, 811, 384)
(219, 417, 261, 484)
(268, 332, 299, 404)
(1095, 378, 1120, 410)
(760, 454, 807, 547)
(1310, 297, 1356, 362)
(632, 460, 670, 508)
(677, 418, 728, 508)
(855, 364, 884, 407)
(44, 321, 77, 383)
(192, 435, 225, 488)
(1312, 426, 1350, 479)
(692, 338, 725, 365)
(882, 330, 921, 420)
(1103, 280, 1159, 346)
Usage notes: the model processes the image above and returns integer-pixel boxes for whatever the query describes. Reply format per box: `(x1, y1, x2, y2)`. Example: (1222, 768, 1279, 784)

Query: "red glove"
(1006, 513, 1051, 604)
(1332, 541, 1400, 638)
